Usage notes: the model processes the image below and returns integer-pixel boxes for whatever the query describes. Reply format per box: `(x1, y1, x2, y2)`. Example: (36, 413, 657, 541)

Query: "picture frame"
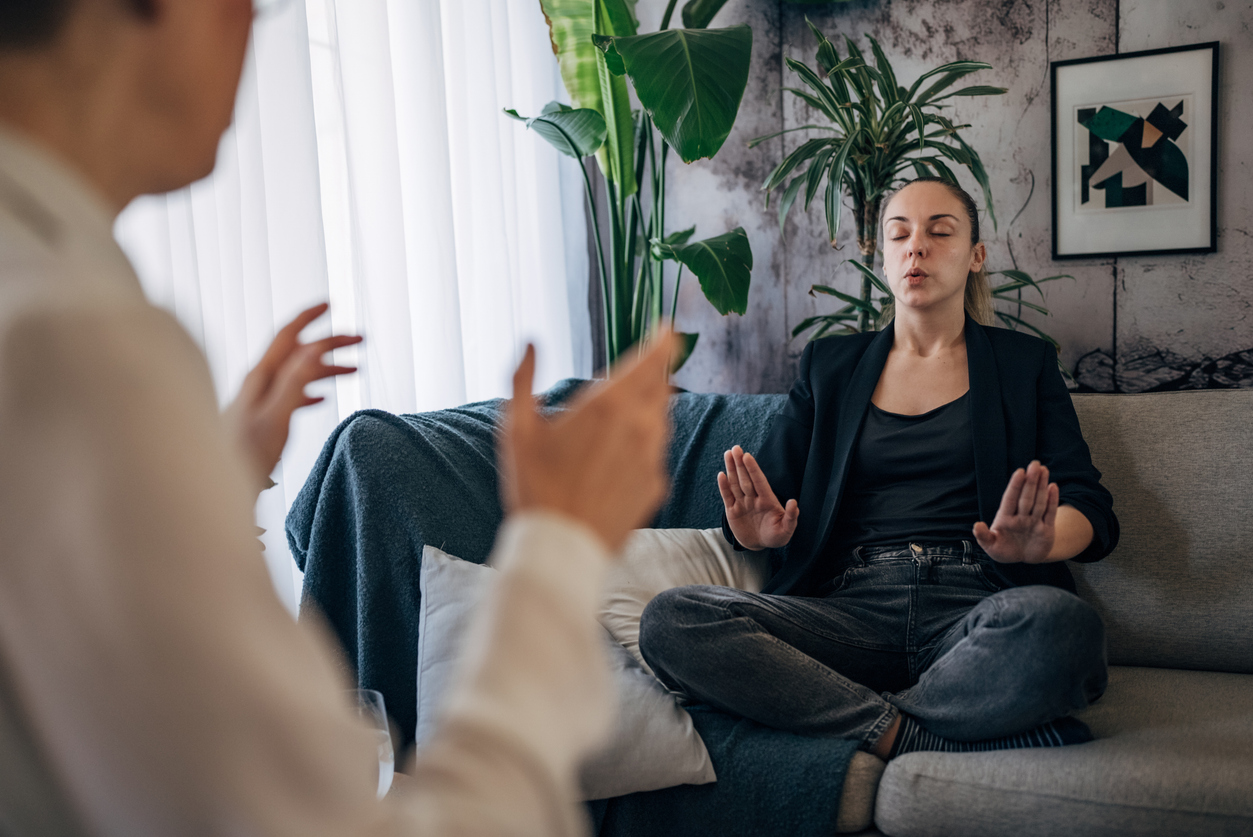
(1051, 42, 1218, 260)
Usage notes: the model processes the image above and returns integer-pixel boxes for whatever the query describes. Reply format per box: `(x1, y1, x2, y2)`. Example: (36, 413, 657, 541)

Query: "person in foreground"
(0, 1, 680, 835)
(640, 177, 1119, 764)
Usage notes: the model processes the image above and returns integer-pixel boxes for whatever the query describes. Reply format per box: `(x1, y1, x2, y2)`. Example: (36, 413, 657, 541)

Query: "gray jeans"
(638, 542, 1108, 750)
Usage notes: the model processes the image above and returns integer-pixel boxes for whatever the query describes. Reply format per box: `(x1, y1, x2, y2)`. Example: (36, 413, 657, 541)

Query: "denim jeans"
(638, 541, 1108, 749)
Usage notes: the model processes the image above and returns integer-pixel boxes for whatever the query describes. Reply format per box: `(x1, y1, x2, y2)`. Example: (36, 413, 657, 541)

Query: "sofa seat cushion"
(874, 666, 1253, 837)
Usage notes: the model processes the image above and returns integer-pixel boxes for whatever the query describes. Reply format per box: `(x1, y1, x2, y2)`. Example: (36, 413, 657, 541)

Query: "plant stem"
(670, 264, 684, 327)
(660, 0, 679, 30)
(655, 141, 669, 326)
(606, 179, 622, 361)
(578, 160, 613, 370)
(855, 194, 883, 332)
(858, 251, 875, 332)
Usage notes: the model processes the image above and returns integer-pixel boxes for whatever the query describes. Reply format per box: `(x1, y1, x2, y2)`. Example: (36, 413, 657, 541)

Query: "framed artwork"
(1051, 42, 1218, 260)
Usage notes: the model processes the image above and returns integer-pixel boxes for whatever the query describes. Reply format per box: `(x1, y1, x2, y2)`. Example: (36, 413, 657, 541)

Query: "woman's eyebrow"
(885, 213, 960, 223)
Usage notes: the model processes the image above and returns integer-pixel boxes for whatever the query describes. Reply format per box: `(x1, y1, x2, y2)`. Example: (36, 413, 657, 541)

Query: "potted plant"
(508, 0, 755, 372)
(757, 19, 1070, 354)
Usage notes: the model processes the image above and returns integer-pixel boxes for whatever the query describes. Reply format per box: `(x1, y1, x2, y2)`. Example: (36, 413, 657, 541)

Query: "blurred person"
(0, 0, 678, 834)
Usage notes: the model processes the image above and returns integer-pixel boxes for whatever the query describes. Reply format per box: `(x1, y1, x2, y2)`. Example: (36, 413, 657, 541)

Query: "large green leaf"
(652, 227, 752, 315)
(504, 102, 607, 158)
(594, 25, 752, 163)
(538, 0, 638, 192)
(671, 332, 700, 373)
(593, 0, 639, 195)
(680, 0, 731, 29)
(538, 0, 636, 110)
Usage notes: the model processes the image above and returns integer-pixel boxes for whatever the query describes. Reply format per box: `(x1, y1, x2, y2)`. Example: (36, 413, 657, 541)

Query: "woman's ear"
(970, 241, 987, 274)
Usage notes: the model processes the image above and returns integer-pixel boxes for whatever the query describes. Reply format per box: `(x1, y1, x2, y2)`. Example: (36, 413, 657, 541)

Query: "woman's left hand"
(224, 303, 362, 491)
(973, 460, 1059, 563)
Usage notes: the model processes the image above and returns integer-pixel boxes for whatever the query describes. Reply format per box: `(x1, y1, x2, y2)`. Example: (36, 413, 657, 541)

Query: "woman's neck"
(891, 304, 966, 358)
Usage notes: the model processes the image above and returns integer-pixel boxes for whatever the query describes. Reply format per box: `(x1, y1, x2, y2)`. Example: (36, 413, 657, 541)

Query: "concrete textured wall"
(633, 0, 1253, 394)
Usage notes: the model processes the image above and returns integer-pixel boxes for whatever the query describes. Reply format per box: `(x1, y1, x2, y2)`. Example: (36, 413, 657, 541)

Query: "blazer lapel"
(810, 322, 895, 558)
(965, 317, 1008, 523)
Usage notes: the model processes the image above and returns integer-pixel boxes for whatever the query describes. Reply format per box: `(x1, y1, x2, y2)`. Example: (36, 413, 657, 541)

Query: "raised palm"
(717, 445, 799, 551)
(973, 460, 1058, 563)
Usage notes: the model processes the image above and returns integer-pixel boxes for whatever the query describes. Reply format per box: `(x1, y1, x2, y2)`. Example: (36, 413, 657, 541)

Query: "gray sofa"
(290, 384, 1253, 836)
(872, 389, 1253, 836)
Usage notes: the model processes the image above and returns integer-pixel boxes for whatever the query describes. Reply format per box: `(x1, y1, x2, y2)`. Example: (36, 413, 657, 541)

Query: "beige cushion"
(874, 666, 1253, 836)
(599, 528, 772, 675)
(1071, 390, 1253, 673)
(416, 546, 716, 800)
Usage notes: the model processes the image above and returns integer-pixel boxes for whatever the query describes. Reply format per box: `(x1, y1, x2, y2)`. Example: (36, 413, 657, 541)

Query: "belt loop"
(962, 539, 974, 564)
(851, 545, 864, 567)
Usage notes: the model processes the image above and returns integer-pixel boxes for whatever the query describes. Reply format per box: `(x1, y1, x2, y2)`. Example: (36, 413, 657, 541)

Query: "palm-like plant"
(753, 19, 1007, 332)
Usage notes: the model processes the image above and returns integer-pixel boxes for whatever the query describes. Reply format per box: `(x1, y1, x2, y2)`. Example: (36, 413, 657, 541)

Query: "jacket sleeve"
(1034, 342, 1120, 562)
(722, 340, 818, 551)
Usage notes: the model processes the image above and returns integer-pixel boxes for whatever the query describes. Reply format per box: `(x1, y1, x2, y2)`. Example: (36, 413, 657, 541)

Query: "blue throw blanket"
(287, 380, 856, 836)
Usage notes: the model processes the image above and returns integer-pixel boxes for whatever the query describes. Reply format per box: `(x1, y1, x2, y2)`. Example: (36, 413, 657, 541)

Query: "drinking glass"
(350, 689, 394, 799)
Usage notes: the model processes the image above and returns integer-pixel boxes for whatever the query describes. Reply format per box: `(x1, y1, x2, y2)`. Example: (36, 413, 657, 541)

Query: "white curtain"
(115, 0, 590, 613)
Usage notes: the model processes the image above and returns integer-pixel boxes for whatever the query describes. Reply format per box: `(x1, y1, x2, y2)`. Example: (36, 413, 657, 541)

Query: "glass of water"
(350, 689, 394, 799)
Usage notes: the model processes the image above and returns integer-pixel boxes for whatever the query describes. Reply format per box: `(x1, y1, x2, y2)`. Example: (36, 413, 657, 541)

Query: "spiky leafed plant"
(751, 19, 1007, 332)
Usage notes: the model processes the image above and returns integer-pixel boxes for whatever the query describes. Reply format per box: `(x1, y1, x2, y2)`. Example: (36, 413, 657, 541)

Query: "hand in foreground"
(224, 303, 362, 489)
(501, 333, 679, 554)
(974, 460, 1059, 563)
(718, 445, 798, 551)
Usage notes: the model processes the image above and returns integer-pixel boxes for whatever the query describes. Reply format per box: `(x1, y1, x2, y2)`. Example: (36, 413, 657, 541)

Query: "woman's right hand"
(717, 445, 799, 551)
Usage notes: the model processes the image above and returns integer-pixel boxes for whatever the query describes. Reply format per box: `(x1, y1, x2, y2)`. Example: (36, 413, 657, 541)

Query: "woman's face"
(881, 181, 986, 319)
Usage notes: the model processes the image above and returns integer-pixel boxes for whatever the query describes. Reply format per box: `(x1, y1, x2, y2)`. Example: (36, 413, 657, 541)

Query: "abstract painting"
(1052, 43, 1217, 259)
(1077, 97, 1190, 210)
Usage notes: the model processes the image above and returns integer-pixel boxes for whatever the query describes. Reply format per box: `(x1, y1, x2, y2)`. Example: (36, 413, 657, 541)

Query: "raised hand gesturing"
(717, 445, 799, 551)
(973, 460, 1059, 564)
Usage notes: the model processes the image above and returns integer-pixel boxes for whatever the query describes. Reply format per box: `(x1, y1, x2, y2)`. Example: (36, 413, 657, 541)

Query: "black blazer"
(725, 317, 1119, 596)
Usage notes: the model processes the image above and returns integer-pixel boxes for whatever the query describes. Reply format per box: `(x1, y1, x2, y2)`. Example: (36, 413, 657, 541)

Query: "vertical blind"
(115, 0, 590, 612)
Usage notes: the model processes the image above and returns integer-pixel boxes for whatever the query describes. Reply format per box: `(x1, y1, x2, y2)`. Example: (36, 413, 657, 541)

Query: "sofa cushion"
(415, 545, 716, 801)
(600, 528, 772, 676)
(874, 665, 1253, 836)
(1070, 390, 1253, 673)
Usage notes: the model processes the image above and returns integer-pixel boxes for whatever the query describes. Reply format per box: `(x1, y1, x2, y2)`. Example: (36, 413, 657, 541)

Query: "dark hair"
(0, 0, 77, 49)
(880, 176, 993, 326)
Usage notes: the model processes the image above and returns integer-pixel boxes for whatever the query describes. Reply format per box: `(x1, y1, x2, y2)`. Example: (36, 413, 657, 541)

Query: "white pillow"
(415, 545, 716, 800)
(599, 528, 772, 676)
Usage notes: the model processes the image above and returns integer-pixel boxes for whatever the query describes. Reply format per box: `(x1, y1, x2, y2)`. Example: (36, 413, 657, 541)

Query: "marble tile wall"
(625, 0, 1253, 393)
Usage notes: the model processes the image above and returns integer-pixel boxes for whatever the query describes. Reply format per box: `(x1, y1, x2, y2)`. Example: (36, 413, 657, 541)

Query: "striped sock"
(888, 715, 1093, 757)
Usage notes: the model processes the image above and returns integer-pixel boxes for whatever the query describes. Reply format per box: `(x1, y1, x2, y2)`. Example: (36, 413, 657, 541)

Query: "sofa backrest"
(1070, 390, 1253, 674)
(658, 388, 1253, 675)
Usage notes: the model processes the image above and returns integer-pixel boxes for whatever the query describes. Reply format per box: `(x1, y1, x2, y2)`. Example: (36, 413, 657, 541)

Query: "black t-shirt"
(829, 391, 980, 552)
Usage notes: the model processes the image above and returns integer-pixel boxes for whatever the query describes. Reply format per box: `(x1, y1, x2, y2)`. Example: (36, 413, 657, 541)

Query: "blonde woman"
(640, 178, 1118, 760)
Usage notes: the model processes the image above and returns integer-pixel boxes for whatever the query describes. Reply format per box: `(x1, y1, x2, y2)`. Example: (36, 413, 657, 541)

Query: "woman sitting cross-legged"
(638, 177, 1118, 762)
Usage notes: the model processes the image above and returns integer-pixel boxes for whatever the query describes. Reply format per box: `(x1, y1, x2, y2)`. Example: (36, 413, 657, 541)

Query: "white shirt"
(0, 125, 613, 836)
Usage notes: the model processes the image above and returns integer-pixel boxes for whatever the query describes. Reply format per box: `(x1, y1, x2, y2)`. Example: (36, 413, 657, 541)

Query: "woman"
(639, 178, 1118, 759)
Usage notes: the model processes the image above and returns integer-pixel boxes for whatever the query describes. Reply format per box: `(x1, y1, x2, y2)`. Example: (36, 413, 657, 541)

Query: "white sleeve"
(0, 302, 612, 837)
